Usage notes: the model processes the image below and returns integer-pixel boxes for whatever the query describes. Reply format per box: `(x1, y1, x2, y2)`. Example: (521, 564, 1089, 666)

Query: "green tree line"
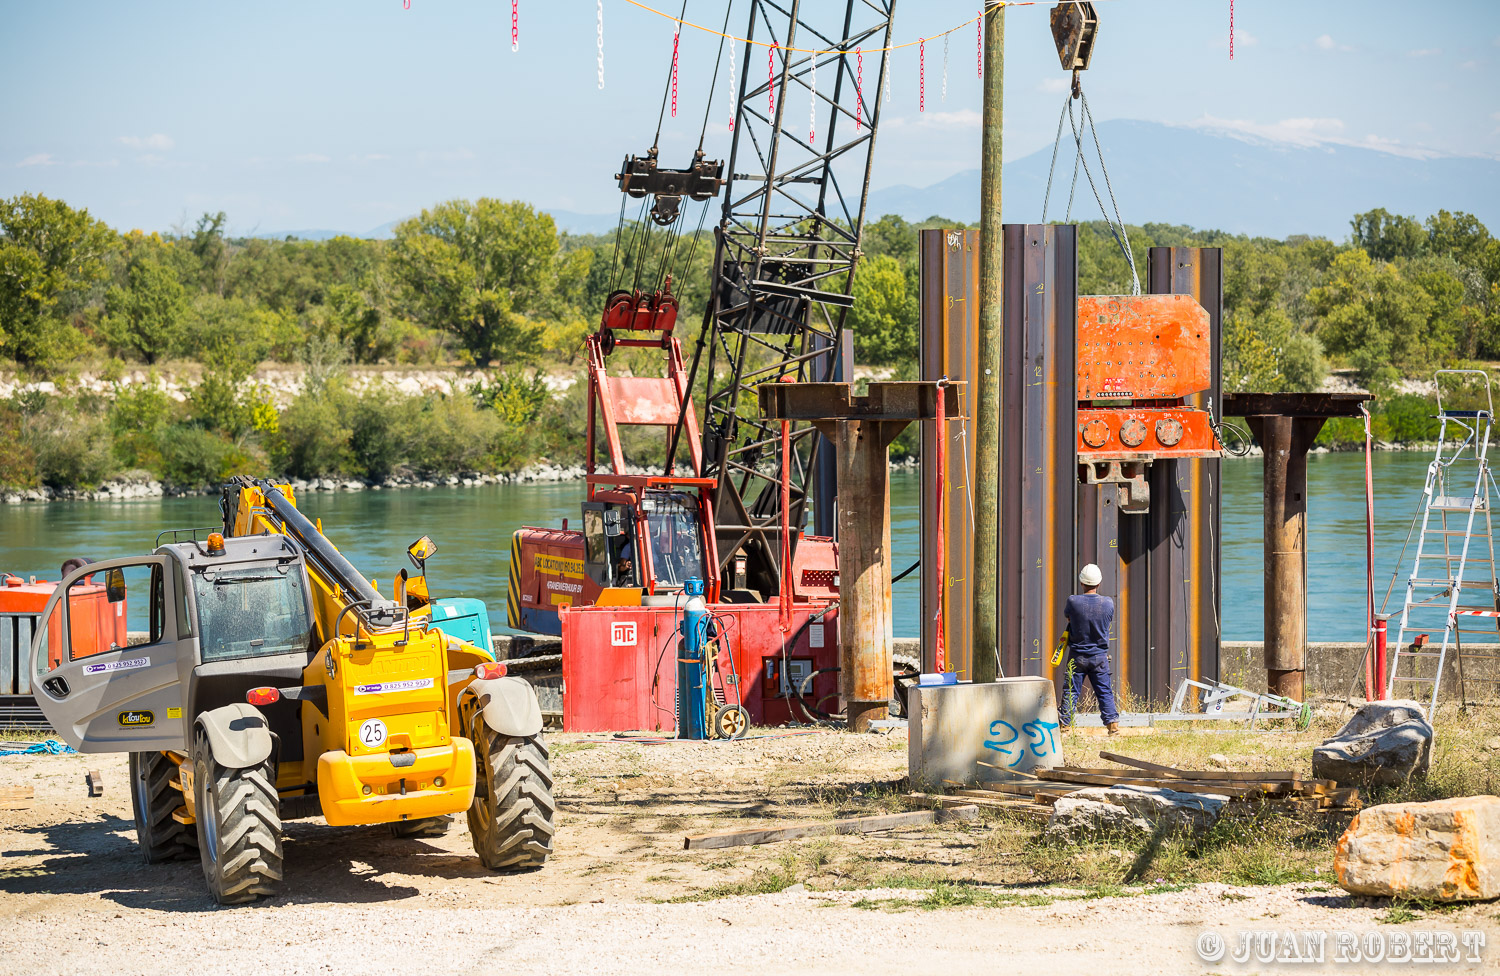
(1, 192, 1495, 490)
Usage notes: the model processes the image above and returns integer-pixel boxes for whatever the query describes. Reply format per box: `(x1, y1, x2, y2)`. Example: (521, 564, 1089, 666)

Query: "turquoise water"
(0, 451, 1439, 642)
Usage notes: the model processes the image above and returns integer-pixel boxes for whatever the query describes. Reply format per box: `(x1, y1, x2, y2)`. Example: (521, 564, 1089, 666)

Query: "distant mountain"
(866, 119, 1500, 239)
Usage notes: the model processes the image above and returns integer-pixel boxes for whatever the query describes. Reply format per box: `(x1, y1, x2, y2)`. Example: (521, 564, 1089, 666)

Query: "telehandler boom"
(30, 477, 554, 904)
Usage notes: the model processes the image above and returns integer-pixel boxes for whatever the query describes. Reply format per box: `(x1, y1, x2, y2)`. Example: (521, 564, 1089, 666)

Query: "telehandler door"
(31, 557, 194, 753)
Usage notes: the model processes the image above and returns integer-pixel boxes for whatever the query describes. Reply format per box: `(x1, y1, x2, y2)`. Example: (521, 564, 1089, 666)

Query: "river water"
(0, 451, 1441, 642)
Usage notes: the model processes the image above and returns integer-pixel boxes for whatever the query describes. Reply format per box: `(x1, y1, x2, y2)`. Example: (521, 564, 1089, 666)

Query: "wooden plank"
(911, 792, 1036, 811)
(85, 769, 104, 798)
(0, 785, 34, 811)
(1035, 769, 1266, 798)
(684, 806, 980, 850)
(1098, 752, 1298, 782)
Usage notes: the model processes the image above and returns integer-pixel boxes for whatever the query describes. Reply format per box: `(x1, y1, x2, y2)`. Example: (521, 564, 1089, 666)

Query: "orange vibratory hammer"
(1075, 294, 1222, 514)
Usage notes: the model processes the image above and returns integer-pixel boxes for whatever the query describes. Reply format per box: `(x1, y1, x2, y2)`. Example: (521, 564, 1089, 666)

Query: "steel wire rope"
(652, 0, 691, 150)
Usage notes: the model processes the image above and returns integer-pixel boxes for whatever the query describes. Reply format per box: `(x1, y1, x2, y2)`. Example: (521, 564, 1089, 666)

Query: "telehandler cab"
(30, 477, 554, 904)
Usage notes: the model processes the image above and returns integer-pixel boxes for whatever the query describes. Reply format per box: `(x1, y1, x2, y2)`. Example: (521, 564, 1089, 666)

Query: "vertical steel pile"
(919, 232, 1223, 704)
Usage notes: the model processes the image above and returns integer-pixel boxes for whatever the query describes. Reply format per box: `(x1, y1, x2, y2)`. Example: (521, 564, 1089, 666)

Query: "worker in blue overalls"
(1059, 563, 1120, 735)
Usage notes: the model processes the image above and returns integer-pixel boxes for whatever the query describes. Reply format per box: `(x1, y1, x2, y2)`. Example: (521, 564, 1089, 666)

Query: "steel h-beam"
(761, 381, 962, 731)
(689, 0, 896, 603)
(1224, 393, 1372, 700)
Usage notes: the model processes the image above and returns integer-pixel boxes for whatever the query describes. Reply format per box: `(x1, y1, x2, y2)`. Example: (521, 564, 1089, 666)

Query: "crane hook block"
(616, 147, 725, 227)
(1050, 2, 1099, 73)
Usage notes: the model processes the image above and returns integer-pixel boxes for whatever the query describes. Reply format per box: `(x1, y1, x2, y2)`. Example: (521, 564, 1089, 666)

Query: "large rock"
(1335, 796, 1500, 901)
(1312, 700, 1433, 788)
(1044, 785, 1228, 841)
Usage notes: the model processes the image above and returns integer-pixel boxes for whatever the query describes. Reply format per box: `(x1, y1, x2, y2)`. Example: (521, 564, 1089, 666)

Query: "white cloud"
(119, 133, 174, 151)
(881, 109, 982, 132)
(17, 153, 54, 167)
(1458, 60, 1479, 70)
(1185, 115, 1444, 160)
(361, 153, 391, 161)
(292, 153, 331, 164)
(1038, 77, 1069, 94)
(417, 149, 477, 163)
(1233, 29, 1258, 48)
(1314, 34, 1352, 52)
(1408, 48, 1441, 57)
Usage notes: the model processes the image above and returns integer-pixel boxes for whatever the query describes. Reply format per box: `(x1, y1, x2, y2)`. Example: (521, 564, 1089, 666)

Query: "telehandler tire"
(191, 727, 283, 905)
(390, 814, 453, 839)
(128, 751, 198, 863)
(468, 726, 555, 870)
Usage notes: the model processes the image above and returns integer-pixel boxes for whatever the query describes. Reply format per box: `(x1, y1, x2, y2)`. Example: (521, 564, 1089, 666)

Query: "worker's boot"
(1105, 722, 1120, 736)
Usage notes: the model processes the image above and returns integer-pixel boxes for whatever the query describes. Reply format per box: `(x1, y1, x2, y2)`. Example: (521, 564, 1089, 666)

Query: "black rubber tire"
(467, 727, 555, 871)
(128, 751, 198, 863)
(390, 814, 454, 839)
(192, 727, 283, 905)
(712, 704, 750, 739)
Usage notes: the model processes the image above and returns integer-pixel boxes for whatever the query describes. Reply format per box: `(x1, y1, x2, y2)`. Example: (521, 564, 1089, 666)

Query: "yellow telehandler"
(31, 477, 554, 903)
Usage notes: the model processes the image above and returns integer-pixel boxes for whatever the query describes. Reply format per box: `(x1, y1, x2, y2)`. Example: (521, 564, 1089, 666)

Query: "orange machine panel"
(1075, 406, 1217, 460)
(1077, 294, 1211, 401)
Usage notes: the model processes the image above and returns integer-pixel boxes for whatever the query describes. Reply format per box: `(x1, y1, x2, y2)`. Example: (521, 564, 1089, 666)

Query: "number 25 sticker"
(358, 718, 387, 748)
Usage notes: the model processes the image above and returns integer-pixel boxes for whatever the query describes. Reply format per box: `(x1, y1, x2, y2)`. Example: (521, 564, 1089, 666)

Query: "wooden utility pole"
(972, 0, 1005, 681)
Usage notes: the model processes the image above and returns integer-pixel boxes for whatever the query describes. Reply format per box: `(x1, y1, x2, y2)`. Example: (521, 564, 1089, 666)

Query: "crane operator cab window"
(582, 503, 638, 588)
(641, 490, 706, 588)
(191, 563, 314, 663)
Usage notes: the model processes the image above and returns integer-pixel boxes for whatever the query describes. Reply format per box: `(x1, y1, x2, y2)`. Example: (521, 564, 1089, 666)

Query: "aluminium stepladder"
(1387, 370, 1500, 714)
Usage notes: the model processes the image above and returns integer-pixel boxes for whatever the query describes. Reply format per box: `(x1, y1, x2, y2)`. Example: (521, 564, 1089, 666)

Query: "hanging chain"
(670, 28, 680, 117)
(919, 38, 925, 112)
(510, 0, 518, 52)
(809, 54, 817, 143)
(855, 47, 864, 131)
(726, 32, 737, 130)
(977, 8, 983, 78)
(883, 48, 890, 105)
(942, 34, 949, 102)
(769, 41, 777, 117)
(1229, 0, 1235, 60)
(596, 0, 605, 89)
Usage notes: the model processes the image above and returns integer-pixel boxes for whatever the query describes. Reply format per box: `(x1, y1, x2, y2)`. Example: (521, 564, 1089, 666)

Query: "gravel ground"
(2, 730, 1496, 976)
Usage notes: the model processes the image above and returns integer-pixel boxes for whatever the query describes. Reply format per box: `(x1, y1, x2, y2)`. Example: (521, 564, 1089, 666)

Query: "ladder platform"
(1430, 496, 1487, 511)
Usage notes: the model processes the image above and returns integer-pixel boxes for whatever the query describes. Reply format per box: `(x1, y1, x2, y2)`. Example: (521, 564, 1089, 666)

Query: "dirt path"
(1, 731, 1496, 975)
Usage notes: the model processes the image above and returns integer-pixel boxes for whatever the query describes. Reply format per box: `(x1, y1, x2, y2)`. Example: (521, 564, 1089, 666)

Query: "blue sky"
(2, 0, 1497, 235)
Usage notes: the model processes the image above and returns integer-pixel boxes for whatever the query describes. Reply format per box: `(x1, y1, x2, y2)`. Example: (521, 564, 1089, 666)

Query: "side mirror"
(407, 536, 437, 573)
(603, 509, 623, 538)
(104, 568, 127, 604)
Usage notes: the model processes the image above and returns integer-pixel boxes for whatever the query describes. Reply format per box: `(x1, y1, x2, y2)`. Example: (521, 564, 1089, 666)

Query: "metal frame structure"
(685, 0, 897, 599)
(1387, 370, 1500, 713)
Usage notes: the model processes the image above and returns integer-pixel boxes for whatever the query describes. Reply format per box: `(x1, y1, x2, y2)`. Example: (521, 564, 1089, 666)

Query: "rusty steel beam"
(1225, 391, 1371, 701)
(919, 229, 980, 676)
(760, 380, 962, 731)
(1146, 247, 1224, 701)
(1000, 224, 1078, 683)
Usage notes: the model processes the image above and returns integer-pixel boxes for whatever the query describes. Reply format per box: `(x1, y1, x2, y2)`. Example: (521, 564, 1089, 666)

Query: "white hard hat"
(1079, 563, 1103, 587)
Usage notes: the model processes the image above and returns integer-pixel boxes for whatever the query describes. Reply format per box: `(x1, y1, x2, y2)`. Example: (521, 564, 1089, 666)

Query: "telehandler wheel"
(390, 814, 453, 839)
(191, 727, 283, 905)
(128, 751, 198, 863)
(467, 726, 555, 871)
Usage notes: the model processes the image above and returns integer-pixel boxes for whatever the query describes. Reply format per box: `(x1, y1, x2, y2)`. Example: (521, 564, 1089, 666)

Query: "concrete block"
(908, 677, 1062, 789)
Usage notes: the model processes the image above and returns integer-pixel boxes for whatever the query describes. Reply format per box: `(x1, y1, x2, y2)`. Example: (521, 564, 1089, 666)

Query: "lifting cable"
(1041, 85, 1139, 295)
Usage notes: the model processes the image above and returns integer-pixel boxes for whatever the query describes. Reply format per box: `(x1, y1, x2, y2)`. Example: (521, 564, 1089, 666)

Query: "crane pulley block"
(616, 148, 724, 226)
(1050, 2, 1099, 72)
